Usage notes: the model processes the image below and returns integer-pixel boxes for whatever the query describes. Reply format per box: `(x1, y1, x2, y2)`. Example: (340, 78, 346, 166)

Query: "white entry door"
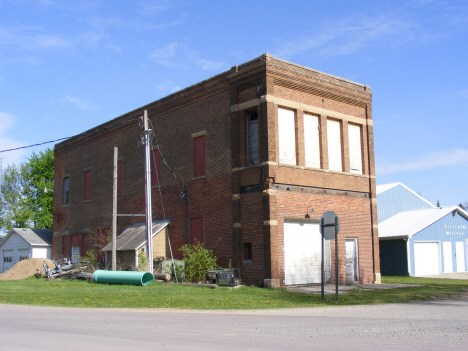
(443, 242, 453, 273)
(284, 221, 330, 285)
(455, 242, 465, 272)
(71, 246, 80, 264)
(345, 239, 359, 284)
(414, 242, 440, 276)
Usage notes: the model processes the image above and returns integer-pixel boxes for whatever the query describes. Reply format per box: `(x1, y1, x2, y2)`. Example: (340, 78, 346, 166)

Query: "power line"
(0, 115, 141, 154)
(0, 137, 70, 153)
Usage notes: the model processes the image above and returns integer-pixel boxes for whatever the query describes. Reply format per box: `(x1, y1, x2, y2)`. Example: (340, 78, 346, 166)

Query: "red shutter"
(194, 136, 205, 177)
(81, 233, 89, 256)
(62, 236, 69, 257)
(151, 149, 161, 186)
(190, 218, 203, 245)
(84, 170, 91, 201)
(117, 160, 122, 194)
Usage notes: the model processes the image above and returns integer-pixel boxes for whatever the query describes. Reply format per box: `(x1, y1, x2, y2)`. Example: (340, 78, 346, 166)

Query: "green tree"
(23, 148, 54, 229)
(0, 163, 33, 232)
(0, 148, 54, 233)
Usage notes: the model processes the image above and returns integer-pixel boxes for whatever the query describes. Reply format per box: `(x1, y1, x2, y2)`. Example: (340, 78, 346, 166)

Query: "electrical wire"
(149, 124, 178, 283)
(0, 116, 141, 154)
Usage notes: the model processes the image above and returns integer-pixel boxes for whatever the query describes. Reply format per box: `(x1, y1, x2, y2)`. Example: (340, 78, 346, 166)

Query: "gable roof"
(376, 182, 435, 208)
(0, 228, 52, 249)
(378, 206, 468, 239)
(102, 219, 171, 252)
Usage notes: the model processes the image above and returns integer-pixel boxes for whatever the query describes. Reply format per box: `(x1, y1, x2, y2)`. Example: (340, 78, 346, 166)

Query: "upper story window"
(247, 111, 259, 165)
(151, 149, 161, 186)
(84, 169, 91, 201)
(193, 135, 205, 177)
(348, 123, 363, 174)
(63, 177, 69, 205)
(327, 119, 342, 172)
(304, 113, 321, 169)
(278, 107, 296, 165)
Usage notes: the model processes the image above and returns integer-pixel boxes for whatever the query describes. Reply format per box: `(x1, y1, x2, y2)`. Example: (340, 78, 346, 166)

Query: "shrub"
(138, 251, 148, 271)
(80, 250, 99, 272)
(179, 241, 217, 282)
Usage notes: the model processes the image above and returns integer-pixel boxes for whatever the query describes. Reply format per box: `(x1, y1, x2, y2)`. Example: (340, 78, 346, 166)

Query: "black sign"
(320, 211, 340, 240)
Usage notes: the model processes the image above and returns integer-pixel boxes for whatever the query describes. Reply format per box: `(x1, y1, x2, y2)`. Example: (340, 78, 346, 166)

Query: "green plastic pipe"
(92, 270, 154, 286)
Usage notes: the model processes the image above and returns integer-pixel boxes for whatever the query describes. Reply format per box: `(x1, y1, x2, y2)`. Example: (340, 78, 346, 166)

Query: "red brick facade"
(53, 54, 380, 286)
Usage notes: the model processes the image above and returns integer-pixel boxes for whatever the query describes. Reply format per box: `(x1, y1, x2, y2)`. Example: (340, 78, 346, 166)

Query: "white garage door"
(284, 221, 330, 285)
(414, 242, 440, 276)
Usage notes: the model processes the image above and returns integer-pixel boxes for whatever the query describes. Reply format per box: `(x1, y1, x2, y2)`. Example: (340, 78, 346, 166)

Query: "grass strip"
(0, 276, 467, 310)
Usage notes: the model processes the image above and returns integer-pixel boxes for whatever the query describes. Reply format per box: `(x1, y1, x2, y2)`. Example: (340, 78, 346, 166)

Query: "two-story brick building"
(52, 54, 380, 286)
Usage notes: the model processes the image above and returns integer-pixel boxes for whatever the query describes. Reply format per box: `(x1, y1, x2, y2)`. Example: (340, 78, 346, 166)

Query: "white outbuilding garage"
(0, 228, 52, 273)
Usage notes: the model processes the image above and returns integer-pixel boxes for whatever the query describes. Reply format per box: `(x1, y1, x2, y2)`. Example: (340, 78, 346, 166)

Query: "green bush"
(80, 250, 99, 272)
(138, 251, 148, 271)
(179, 241, 217, 282)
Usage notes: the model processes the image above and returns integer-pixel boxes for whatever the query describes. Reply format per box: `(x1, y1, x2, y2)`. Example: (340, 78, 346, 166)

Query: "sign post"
(320, 211, 340, 300)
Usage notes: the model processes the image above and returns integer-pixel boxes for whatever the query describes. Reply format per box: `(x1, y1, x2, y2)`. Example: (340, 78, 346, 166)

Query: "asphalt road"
(1, 297, 467, 350)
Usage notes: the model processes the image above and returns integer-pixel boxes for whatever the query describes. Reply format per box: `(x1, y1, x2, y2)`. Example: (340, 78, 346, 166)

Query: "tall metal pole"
(321, 218, 324, 299)
(112, 147, 118, 271)
(335, 217, 339, 301)
(144, 110, 154, 273)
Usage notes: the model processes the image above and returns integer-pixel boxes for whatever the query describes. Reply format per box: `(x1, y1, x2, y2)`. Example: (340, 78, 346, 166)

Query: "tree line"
(0, 148, 54, 235)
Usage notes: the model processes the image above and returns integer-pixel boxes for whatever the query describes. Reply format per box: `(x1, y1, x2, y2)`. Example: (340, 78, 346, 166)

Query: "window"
(151, 149, 161, 186)
(304, 113, 321, 168)
(327, 119, 342, 172)
(243, 243, 252, 262)
(348, 124, 363, 174)
(63, 177, 69, 205)
(247, 111, 259, 165)
(117, 160, 122, 194)
(190, 218, 203, 244)
(3, 257, 12, 263)
(19, 256, 29, 261)
(193, 136, 205, 177)
(84, 169, 91, 201)
(278, 107, 296, 165)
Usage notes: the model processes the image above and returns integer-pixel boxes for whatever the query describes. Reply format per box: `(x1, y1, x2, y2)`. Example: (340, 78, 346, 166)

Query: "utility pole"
(112, 147, 118, 271)
(0, 157, 6, 188)
(143, 110, 154, 273)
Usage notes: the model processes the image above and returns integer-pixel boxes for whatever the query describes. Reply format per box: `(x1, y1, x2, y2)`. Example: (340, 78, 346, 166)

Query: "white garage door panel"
(414, 242, 440, 276)
(284, 222, 328, 285)
(455, 242, 465, 272)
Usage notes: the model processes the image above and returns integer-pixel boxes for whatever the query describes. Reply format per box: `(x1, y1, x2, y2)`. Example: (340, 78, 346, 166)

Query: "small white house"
(0, 228, 52, 273)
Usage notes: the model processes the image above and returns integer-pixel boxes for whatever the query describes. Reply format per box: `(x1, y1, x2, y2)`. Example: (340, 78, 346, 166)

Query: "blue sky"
(0, 0, 467, 206)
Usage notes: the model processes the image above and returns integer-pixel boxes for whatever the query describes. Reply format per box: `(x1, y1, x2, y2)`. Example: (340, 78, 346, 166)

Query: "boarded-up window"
(62, 235, 69, 257)
(81, 233, 89, 256)
(247, 112, 259, 165)
(194, 136, 205, 177)
(117, 160, 122, 194)
(304, 114, 321, 168)
(278, 107, 296, 165)
(63, 177, 69, 205)
(190, 218, 203, 245)
(151, 149, 161, 186)
(84, 170, 91, 201)
(348, 124, 363, 174)
(327, 119, 342, 172)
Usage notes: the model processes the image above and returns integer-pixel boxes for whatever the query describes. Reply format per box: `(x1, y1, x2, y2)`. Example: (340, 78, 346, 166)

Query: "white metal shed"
(0, 228, 52, 273)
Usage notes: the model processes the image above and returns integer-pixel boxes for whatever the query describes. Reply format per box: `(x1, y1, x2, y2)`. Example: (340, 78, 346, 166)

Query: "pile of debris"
(0, 258, 55, 281)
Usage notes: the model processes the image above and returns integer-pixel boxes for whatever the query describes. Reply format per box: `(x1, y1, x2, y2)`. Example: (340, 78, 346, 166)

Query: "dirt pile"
(0, 258, 55, 281)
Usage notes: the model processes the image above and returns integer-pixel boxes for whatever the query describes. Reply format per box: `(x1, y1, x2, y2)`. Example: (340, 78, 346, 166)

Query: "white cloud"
(0, 112, 25, 165)
(148, 42, 181, 67)
(64, 96, 98, 110)
(273, 14, 417, 60)
(154, 80, 180, 94)
(197, 60, 229, 70)
(377, 149, 468, 175)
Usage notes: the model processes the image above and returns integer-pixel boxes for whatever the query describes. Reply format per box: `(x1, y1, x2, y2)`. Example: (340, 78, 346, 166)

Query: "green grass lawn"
(0, 276, 467, 310)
